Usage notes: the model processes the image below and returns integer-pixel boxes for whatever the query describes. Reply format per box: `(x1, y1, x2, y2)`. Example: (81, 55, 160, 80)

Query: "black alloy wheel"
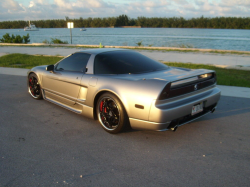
(97, 93, 128, 134)
(28, 73, 43, 100)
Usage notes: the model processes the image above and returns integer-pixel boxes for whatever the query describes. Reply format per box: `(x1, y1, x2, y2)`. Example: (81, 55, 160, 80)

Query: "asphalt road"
(1, 74, 250, 186)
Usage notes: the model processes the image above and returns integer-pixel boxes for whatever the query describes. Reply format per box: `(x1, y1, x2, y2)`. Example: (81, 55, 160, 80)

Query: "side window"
(56, 53, 91, 72)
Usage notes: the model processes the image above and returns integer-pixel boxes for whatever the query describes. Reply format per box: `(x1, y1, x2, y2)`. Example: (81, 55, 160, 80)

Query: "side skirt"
(42, 89, 94, 119)
(42, 89, 82, 114)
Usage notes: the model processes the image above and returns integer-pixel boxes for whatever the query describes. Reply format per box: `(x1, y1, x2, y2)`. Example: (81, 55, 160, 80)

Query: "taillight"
(158, 72, 216, 100)
(158, 83, 171, 100)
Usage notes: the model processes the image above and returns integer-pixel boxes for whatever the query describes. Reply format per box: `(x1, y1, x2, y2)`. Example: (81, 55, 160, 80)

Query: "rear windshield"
(94, 50, 168, 74)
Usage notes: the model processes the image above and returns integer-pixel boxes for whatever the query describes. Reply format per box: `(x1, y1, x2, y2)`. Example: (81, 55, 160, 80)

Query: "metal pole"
(70, 28, 72, 44)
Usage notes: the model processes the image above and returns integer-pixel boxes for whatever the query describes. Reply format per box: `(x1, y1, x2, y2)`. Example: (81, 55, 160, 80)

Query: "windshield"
(94, 50, 168, 74)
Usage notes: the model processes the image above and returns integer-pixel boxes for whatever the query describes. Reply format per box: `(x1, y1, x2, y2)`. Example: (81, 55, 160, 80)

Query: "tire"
(28, 73, 43, 100)
(96, 93, 128, 134)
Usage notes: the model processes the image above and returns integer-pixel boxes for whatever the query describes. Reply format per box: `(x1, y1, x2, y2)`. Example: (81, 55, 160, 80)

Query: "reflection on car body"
(28, 48, 221, 133)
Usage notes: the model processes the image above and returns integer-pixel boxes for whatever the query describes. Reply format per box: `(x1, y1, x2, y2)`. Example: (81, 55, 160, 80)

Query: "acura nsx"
(28, 48, 221, 133)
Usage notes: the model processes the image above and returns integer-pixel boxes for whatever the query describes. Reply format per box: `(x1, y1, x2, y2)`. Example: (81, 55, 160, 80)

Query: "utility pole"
(67, 22, 74, 44)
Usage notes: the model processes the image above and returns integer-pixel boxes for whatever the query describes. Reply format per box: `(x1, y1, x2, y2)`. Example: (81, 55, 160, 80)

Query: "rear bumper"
(129, 86, 221, 131)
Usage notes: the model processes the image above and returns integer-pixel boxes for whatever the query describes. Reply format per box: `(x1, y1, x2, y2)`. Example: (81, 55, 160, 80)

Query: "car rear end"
(130, 71, 221, 131)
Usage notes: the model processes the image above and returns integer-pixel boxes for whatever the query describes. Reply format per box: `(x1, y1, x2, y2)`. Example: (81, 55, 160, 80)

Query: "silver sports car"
(28, 48, 221, 133)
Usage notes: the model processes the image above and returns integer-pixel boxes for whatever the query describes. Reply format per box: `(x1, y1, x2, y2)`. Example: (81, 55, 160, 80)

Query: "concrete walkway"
(1, 67, 250, 99)
(1, 46, 250, 70)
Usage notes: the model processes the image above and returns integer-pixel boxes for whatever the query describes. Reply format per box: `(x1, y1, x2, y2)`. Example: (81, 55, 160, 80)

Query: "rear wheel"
(96, 93, 128, 134)
(28, 73, 42, 100)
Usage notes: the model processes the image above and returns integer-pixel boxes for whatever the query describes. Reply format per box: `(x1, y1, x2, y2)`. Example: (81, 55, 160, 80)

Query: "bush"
(42, 39, 50, 44)
(0, 33, 13, 43)
(50, 38, 68, 44)
(0, 33, 30, 44)
(23, 34, 30, 43)
(136, 41, 143, 47)
(13, 35, 23, 43)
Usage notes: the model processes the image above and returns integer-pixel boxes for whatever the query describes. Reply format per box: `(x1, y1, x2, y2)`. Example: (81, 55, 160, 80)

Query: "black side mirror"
(46, 65, 54, 72)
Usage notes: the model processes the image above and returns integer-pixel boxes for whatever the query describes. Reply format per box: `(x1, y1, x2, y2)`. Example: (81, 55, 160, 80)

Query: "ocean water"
(0, 28, 250, 51)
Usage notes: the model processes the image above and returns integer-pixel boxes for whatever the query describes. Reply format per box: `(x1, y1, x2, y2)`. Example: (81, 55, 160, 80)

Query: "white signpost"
(67, 22, 74, 44)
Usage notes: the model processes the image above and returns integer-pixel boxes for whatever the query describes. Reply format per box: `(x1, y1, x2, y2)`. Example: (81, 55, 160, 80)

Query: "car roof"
(77, 48, 128, 55)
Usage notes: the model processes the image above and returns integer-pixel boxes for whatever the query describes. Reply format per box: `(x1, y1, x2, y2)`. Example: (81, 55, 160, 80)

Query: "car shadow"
(195, 95, 250, 122)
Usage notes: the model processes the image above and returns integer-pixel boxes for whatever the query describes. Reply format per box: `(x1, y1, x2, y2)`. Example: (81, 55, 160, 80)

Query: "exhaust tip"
(171, 125, 178, 132)
(211, 108, 216, 113)
(168, 119, 180, 132)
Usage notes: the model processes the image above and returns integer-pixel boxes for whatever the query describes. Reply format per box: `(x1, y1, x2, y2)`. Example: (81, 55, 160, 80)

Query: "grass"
(164, 62, 250, 88)
(0, 53, 63, 69)
(0, 54, 249, 88)
(134, 47, 250, 55)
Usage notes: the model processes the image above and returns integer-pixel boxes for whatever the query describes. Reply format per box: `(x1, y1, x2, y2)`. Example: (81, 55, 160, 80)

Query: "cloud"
(220, 0, 250, 7)
(172, 0, 188, 5)
(191, 0, 250, 17)
(54, 0, 73, 10)
(0, 0, 250, 21)
(1, 0, 24, 12)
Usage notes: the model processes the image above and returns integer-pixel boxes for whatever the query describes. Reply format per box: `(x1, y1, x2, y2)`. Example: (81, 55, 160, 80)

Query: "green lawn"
(0, 53, 62, 69)
(0, 54, 249, 88)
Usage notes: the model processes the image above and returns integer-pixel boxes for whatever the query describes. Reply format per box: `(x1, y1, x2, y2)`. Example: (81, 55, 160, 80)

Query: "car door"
(42, 52, 91, 105)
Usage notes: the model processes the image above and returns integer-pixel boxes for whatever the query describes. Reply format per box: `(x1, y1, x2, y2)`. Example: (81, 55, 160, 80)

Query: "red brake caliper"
(100, 101, 103, 112)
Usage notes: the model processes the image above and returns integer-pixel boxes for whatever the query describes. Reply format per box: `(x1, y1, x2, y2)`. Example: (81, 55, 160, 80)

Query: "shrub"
(0, 33, 13, 43)
(23, 34, 30, 44)
(50, 38, 68, 44)
(13, 35, 23, 43)
(0, 33, 30, 44)
(136, 41, 143, 47)
(42, 39, 50, 44)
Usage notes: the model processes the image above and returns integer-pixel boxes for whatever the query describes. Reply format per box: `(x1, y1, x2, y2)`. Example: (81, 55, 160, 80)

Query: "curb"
(1, 43, 250, 54)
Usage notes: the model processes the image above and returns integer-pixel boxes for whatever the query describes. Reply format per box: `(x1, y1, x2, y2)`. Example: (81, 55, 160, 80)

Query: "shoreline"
(1, 43, 250, 55)
(1, 27, 250, 29)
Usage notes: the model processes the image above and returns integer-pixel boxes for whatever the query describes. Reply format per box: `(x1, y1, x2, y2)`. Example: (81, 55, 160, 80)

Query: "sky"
(0, 0, 249, 21)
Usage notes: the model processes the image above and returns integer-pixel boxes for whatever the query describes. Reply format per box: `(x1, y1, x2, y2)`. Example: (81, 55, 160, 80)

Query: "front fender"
(27, 65, 48, 88)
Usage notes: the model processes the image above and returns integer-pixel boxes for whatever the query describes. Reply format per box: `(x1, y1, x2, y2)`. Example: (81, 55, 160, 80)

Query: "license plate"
(192, 102, 203, 115)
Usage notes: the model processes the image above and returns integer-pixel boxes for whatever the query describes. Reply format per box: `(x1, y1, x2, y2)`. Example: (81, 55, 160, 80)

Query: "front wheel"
(96, 93, 128, 134)
(28, 73, 43, 100)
